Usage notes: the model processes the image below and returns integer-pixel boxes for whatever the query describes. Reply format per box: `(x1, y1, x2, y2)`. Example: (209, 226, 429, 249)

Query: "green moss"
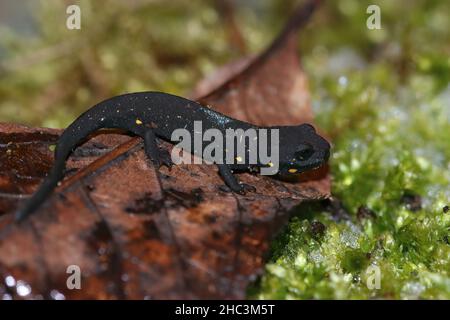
(251, 0, 450, 299)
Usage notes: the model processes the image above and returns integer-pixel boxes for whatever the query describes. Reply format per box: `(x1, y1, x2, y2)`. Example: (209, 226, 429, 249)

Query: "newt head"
(276, 123, 330, 176)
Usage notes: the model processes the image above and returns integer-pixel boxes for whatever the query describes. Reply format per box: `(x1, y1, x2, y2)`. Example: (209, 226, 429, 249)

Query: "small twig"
(58, 136, 141, 190)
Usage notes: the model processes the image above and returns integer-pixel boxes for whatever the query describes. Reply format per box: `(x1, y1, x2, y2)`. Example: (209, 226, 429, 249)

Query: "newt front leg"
(143, 129, 173, 168)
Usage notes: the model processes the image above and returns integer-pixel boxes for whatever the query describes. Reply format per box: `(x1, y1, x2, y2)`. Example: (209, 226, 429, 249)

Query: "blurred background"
(0, 0, 449, 299)
(1, 0, 448, 127)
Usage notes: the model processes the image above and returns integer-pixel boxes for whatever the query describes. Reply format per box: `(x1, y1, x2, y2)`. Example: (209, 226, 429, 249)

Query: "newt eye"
(295, 145, 314, 161)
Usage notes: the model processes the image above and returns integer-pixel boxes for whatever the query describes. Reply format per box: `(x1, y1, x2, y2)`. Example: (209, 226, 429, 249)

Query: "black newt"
(15, 91, 330, 221)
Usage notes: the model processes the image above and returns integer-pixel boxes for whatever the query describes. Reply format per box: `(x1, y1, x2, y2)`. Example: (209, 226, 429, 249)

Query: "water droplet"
(309, 250, 323, 264)
(5, 275, 16, 287)
(338, 76, 348, 87)
(340, 229, 360, 249)
(16, 280, 31, 297)
(50, 289, 66, 300)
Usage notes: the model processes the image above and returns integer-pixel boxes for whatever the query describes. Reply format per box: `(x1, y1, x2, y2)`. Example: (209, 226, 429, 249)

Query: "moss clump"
(251, 0, 450, 300)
